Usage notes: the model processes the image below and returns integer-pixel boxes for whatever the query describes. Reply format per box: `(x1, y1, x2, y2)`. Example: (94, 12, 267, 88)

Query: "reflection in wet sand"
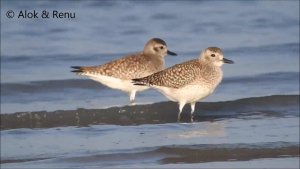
(176, 122, 226, 138)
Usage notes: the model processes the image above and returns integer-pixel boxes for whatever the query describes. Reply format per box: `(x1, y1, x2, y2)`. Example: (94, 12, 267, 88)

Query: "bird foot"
(129, 100, 136, 106)
(177, 116, 181, 122)
(190, 115, 195, 123)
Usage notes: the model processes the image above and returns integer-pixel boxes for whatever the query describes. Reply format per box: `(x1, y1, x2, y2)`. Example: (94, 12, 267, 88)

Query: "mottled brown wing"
(73, 52, 158, 80)
(133, 60, 200, 89)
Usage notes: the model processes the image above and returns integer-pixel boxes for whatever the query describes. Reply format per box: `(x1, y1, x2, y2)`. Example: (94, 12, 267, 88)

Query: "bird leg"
(129, 91, 136, 105)
(177, 102, 185, 122)
(190, 102, 196, 122)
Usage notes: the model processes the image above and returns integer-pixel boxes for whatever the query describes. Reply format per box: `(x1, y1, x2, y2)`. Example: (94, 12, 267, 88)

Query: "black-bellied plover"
(133, 47, 233, 122)
(71, 38, 177, 104)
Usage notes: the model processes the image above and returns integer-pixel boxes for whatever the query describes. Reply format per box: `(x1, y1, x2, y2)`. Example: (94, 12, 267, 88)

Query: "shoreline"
(1, 95, 298, 130)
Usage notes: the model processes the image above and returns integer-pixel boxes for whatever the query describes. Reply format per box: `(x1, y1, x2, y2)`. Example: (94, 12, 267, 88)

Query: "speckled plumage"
(132, 59, 222, 89)
(133, 47, 234, 122)
(73, 52, 165, 80)
(71, 38, 176, 103)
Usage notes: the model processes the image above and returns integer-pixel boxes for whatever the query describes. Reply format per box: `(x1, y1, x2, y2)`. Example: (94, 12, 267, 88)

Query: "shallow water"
(1, 0, 299, 168)
(1, 111, 299, 168)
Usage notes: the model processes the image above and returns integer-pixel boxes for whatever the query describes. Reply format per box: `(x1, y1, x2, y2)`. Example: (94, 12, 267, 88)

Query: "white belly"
(85, 74, 149, 93)
(154, 85, 214, 104)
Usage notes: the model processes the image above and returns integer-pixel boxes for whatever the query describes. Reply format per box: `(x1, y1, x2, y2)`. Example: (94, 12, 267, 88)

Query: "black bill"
(167, 50, 177, 56)
(223, 58, 234, 64)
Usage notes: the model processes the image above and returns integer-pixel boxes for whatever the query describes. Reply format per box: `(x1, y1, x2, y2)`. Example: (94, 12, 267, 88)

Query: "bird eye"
(160, 46, 164, 49)
(211, 54, 215, 57)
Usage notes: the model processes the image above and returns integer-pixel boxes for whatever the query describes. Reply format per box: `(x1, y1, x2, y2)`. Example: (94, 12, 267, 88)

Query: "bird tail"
(132, 77, 149, 86)
(70, 66, 84, 73)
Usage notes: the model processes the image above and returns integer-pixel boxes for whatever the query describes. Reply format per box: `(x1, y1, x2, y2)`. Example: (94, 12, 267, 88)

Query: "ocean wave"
(1, 53, 119, 63)
(1, 95, 298, 130)
(2, 142, 298, 165)
(156, 143, 299, 164)
(223, 71, 299, 84)
(2, 71, 298, 95)
(1, 79, 105, 95)
(150, 42, 300, 57)
(2, 42, 298, 64)
(225, 42, 299, 55)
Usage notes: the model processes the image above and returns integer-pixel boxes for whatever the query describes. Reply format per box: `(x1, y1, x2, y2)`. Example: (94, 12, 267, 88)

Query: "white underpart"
(81, 73, 149, 102)
(153, 84, 214, 120)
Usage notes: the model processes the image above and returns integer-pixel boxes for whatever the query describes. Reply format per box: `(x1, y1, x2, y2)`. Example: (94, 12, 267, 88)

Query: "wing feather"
(133, 60, 200, 88)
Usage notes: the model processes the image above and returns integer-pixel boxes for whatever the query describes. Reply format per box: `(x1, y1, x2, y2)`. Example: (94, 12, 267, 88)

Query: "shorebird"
(132, 47, 234, 122)
(71, 38, 177, 104)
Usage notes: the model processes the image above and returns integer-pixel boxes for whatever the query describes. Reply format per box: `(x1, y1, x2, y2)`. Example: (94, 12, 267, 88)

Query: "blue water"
(1, 0, 299, 168)
(1, 0, 299, 113)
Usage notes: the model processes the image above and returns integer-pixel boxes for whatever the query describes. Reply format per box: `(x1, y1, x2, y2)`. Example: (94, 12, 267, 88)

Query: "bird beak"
(223, 58, 234, 64)
(167, 50, 177, 56)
